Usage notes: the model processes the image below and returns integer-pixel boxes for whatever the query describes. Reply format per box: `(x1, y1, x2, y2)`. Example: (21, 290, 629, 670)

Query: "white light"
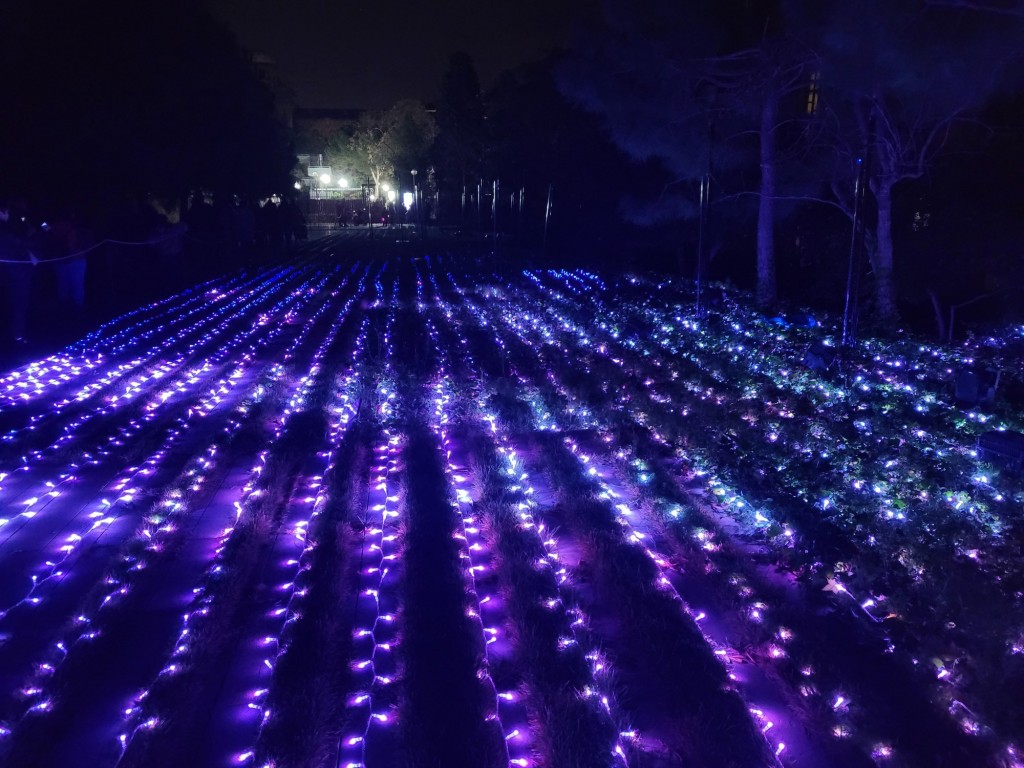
(338, 178, 349, 189)
(319, 173, 330, 185)
(403, 192, 413, 210)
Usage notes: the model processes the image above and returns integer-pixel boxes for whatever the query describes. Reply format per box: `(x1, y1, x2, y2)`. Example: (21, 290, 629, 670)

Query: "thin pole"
(696, 174, 707, 317)
(492, 179, 499, 244)
(517, 187, 524, 241)
(842, 158, 864, 346)
(542, 183, 553, 256)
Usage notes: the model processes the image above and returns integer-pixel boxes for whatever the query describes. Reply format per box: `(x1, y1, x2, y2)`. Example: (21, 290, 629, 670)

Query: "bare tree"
(350, 100, 437, 193)
(806, 0, 1023, 323)
(561, 0, 816, 308)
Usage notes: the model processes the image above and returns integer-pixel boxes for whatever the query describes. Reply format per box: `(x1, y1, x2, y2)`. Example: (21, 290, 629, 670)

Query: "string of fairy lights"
(0, 264, 336, 497)
(9, 366, 272, 725)
(431, 289, 637, 767)
(0, 266, 298, 414)
(2, 266, 362, 742)
(0, 266, 344, 570)
(233, 291, 372, 767)
(70, 271, 249, 351)
(338, 273, 404, 768)
(481, 270, 896, 760)
(498, 266, 1024, 763)
(514, 268, 1019, 753)
(113, 267, 364, 761)
(425, 316, 534, 768)
(623, 289, 1015, 522)
(460, 267, 921, 763)
(543, 267, 1018, 520)
(1, 265, 343, 577)
(1, 257, 1021, 766)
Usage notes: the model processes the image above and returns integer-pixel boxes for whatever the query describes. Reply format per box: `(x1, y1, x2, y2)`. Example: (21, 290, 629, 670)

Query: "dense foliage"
(0, 0, 295, 212)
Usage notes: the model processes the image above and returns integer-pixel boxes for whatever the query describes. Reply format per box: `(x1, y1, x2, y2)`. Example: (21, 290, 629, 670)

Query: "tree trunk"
(870, 180, 899, 324)
(756, 91, 777, 309)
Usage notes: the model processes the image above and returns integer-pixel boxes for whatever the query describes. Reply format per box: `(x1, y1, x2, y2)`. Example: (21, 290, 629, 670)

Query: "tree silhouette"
(0, 0, 294, 212)
(433, 52, 487, 216)
(804, 0, 1024, 323)
(560, 0, 816, 308)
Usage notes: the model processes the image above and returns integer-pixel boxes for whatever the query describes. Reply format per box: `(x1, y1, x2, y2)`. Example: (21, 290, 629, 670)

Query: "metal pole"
(696, 174, 707, 317)
(517, 187, 524, 241)
(842, 158, 864, 346)
(492, 179, 499, 245)
(542, 183, 553, 256)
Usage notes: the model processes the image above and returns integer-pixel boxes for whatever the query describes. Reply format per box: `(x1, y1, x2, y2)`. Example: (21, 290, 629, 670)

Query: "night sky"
(210, 0, 596, 109)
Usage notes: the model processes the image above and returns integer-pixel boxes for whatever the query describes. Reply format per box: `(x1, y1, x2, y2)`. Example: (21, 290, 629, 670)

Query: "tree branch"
(925, 0, 1024, 16)
(716, 190, 852, 217)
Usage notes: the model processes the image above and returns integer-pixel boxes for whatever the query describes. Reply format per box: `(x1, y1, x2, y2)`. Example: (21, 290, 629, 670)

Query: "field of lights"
(1, 245, 1023, 768)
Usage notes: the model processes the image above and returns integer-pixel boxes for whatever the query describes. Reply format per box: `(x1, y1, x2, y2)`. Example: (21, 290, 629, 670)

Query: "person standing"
(0, 198, 37, 346)
(52, 205, 92, 314)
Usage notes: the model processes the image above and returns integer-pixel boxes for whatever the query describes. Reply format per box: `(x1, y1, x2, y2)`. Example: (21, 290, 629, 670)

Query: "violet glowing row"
(338, 285, 403, 768)
(4, 367, 279, 732)
(431, 293, 635, 765)
(426, 318, 532, 768)
(234, 302, 372, 767)
(113, 271, 362, 760)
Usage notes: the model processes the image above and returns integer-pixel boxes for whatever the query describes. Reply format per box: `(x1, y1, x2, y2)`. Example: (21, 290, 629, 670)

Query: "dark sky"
(210, 0, 595, 110)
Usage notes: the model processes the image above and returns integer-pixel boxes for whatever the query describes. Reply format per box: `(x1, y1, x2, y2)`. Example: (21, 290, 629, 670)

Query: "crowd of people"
(0, 192, 306, 354)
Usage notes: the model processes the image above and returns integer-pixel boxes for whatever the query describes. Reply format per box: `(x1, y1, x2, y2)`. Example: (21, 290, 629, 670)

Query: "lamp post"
(381, 183, 392, 227)
(310, 172, 329, 200)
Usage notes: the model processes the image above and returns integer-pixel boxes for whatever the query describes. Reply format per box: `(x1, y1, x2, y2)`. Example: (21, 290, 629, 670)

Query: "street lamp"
(338, 177, 349, 189)
(384, 189, 396, 228)
(319, 172, 331, 185)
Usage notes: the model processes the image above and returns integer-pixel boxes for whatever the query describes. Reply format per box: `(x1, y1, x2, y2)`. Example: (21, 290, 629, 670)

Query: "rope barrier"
(0, 226, 285, 265)
(0, 230, 183, 265)
(0, 211, 308, 265)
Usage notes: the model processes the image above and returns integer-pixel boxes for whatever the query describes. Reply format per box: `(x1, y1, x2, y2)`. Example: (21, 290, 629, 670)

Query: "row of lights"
(234, 289, 371, 767)
(110, 265, 367, 760)
(523, 268, 1011, 752)
(509, 270, 895, 760)
(434, 293, 636, 766)
(2, 263, 360, 740)
(426, 315, 534, 768)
